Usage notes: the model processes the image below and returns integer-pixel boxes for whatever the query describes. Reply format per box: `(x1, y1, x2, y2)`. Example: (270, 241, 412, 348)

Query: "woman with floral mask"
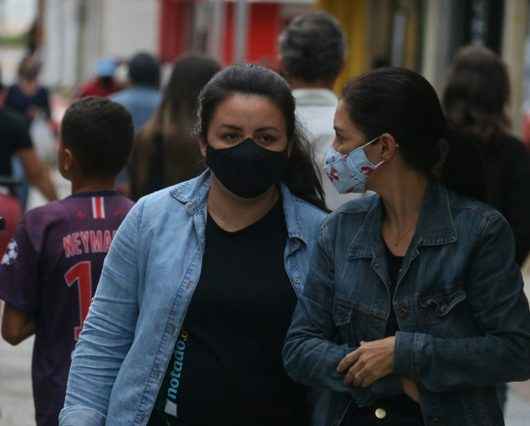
(283, 67, 530, 426)
(60, 64, 327, 426)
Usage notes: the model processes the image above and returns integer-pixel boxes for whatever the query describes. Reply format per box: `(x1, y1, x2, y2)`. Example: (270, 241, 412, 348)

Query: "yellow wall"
(318, 0, 423, 90)
(317, 0, 369, 91)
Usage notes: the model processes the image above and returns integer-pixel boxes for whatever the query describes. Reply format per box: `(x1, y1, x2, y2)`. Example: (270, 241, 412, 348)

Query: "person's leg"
(11, 158, 29, 210)
(497, 383, 507, 412)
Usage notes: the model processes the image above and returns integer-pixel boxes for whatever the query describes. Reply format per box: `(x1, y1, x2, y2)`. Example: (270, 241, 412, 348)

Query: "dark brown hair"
(62, 97, 133, 179)
(198, 64, 327, 210)
(130, 56, 221, 200)
(342, 67, 486, 200)
(443, 45, 511, 143)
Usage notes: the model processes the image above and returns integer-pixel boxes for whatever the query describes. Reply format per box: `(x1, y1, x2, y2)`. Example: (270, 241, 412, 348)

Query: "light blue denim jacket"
(59, 172, 326, 426)
(283, 182, 530, 426)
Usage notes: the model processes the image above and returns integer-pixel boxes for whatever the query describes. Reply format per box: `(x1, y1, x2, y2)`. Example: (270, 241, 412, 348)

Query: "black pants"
(147, 411, 188, 426)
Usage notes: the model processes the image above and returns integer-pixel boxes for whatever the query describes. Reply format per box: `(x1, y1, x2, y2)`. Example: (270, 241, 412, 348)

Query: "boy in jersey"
(0, 97, 134, 426)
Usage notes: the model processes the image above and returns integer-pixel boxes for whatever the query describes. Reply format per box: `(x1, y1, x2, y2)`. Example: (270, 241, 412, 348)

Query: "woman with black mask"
(60, 64, 327, 426)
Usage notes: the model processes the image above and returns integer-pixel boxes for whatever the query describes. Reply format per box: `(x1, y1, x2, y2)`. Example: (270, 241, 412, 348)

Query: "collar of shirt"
(292, 89, 338, 108)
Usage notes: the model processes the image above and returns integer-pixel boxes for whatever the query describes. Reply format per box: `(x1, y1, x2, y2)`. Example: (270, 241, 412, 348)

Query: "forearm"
(2, 318, 35, 345)
(1, 303, 36, 345)
(284, 303, 403, 406)
(394, 330, 530, 392)
(64, 286, 135, 417)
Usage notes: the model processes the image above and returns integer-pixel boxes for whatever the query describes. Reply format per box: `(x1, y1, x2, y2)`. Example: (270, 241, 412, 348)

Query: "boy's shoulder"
(23, 193, 132, 244)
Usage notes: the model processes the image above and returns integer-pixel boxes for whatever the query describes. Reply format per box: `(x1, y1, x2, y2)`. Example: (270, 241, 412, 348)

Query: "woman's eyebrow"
(255, 126, 280, 132)
(220, 124, 243, 130)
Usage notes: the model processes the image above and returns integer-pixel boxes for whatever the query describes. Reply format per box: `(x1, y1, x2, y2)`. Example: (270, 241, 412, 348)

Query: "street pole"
(208, 0, 225, 62)
(502, 0, 529, 137)
(421, 0, 454, 93)
(234, 0, 248, 64)
(75, 0, 87, 85)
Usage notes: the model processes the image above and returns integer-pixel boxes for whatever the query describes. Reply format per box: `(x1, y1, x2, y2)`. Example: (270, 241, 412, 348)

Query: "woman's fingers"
(343, 357, 365, 384)
(337, 347, 361, 373)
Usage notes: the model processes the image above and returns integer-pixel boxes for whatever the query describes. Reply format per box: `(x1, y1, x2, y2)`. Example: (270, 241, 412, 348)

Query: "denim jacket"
(283, 182, 530, 426)
(59, 172, 326, 426)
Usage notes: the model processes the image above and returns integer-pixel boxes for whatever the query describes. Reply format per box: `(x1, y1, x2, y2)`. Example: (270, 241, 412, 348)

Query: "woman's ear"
(379, 133, 399, 161)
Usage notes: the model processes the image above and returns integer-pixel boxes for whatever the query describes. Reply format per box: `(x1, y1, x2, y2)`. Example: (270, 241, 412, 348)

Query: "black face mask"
(206, 138, 288, 198)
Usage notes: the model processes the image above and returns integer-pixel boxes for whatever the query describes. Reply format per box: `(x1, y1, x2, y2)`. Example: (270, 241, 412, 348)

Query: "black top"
(447, 130, 530, 265)
(342, 245, 423, 426)
(149, 201, 309, 426)
(480, 134, 530, 265)
(5, 84, 51, 122)
(0, 108, 33, 177)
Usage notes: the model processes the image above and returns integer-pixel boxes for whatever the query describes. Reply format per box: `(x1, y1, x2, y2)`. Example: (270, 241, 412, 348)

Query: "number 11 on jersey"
(64, 261, 93, 340)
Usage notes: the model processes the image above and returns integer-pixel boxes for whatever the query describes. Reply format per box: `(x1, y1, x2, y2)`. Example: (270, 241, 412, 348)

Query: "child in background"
(0, 97, 134, 426)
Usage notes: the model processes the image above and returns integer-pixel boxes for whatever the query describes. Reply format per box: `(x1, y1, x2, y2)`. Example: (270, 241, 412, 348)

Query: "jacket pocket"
(417, 286, 467, 326)
(332, 297, 355, 344)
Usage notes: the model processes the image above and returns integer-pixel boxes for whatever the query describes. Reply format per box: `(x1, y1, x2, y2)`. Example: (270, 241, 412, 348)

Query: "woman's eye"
(223, 133, 240, 142)
(257, 134, 276, 144)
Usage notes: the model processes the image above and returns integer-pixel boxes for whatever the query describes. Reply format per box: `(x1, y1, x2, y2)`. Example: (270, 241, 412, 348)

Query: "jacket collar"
(348, 182, 458, 259)
(170, 170, 308, 245)
(292, 89, 338, 108)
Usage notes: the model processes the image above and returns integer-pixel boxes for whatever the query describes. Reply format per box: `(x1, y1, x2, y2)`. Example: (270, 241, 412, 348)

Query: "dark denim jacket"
(284, 183, 530, 426)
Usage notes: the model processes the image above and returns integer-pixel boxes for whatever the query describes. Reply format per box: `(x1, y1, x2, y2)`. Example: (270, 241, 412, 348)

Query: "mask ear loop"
(361, 135, 384, 169)
(368, 136, 400, 169)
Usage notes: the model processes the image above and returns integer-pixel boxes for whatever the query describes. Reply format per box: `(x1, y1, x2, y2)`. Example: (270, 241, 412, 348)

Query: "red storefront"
(159, 0, 313, 69)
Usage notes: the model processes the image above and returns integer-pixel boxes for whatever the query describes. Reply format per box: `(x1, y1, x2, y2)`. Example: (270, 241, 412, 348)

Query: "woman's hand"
(401, 377, 420, 403)
(337, 336, 396, 387)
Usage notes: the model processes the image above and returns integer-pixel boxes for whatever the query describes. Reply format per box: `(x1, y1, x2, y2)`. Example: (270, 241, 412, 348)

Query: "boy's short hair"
(61, 97, 133, 179)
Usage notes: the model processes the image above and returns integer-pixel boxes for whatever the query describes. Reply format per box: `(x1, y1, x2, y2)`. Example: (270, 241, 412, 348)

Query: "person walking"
(129, 55, 220, 200)
(279, 11, 351, 209)
(283, 67, 530, 426)
(0, 97, 134, 426)
(77, 58, 122, 98)
(443, 45, 530, 267)
(111, 52, 161, 132)
(60, 64, 327, 426)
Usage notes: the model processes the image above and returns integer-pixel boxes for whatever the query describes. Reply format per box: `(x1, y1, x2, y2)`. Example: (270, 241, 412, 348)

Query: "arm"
(17, 148, 57, 201)
(1, 303, 35, 345)
(394, 211, 530, 392)
(283, 224, 403, 407)
(0, 219, 40, 342)
(60, 201, 144, 426)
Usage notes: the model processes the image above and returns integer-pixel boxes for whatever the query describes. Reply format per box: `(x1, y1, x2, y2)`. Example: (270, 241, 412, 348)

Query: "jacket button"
(374, 408, 386, 419)
(398, 304, 409, 319)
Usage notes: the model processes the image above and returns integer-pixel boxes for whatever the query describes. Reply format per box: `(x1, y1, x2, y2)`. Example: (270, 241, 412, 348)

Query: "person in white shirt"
(279, 11, 352, 210)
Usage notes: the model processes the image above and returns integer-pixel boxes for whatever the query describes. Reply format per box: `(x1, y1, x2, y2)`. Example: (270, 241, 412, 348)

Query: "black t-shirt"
(0, 108, 33, 177)
(5, 84, 51, 121)
(149, 201, 309, 426)
(342, 245, 423, 426)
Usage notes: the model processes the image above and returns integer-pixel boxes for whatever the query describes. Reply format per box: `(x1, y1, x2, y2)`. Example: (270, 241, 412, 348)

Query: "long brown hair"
(130, 56, 221, 200)
(443, 45, 511, 144)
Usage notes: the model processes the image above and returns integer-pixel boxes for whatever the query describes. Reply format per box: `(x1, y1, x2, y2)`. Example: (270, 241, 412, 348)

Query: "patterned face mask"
(323, 136, 384, 194)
